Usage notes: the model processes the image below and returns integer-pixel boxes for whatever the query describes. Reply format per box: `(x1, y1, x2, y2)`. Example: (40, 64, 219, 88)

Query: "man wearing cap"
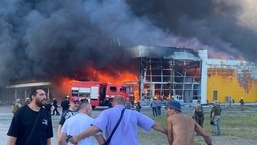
(57, 96, 80, 140)
(165, 100, 212, 145)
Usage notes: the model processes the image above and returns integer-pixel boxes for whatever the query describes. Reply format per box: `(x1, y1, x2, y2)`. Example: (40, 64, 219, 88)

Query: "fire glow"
(87, 67, 138, 84)
(53, 66, 139, 101)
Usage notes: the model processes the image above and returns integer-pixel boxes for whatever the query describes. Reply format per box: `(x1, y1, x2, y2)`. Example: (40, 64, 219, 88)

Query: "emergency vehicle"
(71, 81, 134, 109)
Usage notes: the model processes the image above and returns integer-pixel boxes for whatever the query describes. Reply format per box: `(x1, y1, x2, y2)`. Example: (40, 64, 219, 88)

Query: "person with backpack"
(210, 100, 222, 135)
(11, 98, 22, 116)
(192, 99, 204, 128)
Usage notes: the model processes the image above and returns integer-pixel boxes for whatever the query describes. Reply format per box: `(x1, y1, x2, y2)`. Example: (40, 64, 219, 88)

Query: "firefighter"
(239, 97, 244, 111)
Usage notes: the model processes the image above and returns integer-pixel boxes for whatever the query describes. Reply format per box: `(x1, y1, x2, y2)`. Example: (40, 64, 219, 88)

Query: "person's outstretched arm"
(151, 122, 167, 134)
(70, 126, 100, 144)
(7, 136, 17, 145)
(94, 134, 105, 145)
(195, 122, 212, 145)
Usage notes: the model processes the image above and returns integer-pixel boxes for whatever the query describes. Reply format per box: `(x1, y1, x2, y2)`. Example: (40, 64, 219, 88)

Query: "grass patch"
(143, 107, 257, 144)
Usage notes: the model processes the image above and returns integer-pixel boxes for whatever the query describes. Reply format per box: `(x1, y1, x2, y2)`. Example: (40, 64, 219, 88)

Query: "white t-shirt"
(61, 113, 98, 145)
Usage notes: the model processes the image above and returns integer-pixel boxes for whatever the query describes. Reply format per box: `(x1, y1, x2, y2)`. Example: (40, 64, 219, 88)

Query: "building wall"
(207, 68, 257, 103)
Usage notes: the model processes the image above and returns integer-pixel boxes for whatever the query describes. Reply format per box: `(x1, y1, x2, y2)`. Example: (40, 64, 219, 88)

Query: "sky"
(0, 0, 257, 86)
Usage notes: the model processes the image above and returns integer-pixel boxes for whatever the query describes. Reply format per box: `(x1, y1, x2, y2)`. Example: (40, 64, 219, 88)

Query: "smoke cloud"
(0, 0, 257, 86)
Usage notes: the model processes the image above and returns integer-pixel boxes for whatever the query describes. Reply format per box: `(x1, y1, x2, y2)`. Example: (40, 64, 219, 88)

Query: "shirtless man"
(165, 100, 212, 145)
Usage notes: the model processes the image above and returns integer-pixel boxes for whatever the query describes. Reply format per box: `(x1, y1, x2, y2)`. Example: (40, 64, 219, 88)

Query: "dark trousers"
(194, 115, 204, 127)
(52, 106, 60, 115)
(152, 107, 157, 117)
(157, 106, 161, 115)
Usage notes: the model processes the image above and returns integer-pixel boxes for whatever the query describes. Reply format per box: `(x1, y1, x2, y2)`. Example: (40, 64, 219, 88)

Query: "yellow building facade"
(206, 59, 257, 103)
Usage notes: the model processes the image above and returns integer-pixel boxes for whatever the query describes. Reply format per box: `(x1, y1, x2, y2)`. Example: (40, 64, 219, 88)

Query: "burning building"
(126, 45, 257, 104)
(2, 1, 257, 105)
(3, 45, 257, 105)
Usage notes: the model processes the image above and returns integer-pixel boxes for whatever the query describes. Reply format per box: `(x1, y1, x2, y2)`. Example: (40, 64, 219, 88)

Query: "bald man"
(58, 102, 105, 145)
(70, 95, 167, 145)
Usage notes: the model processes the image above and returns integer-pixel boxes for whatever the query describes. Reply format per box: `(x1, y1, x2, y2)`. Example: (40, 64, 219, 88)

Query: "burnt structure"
(126, 45, 205, 103)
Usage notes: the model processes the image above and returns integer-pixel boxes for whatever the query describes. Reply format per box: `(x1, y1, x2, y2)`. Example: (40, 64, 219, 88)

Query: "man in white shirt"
(58, 102, 105, 145)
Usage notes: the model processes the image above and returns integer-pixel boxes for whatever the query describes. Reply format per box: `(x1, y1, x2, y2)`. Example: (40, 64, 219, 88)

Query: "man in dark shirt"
(52, 97, 60, 116)
(60, 96, 69, 113)
(210, 100, 222, 135)
(43, 99, 53, 113)
(7, 87, 53, 145)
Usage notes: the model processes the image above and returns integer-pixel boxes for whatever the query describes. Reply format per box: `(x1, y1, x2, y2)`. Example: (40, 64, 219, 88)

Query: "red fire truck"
(70, 81, 134, 109)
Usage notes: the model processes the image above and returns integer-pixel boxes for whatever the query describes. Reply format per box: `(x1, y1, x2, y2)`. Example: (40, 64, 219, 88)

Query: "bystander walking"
(135, 102, 141, 112)
(192, 99, 204, 128)
(240, 97, 244, 111)
(60, 96, 69, 114)
(150, 97, 157, 117)
(210, 100, 221, 135)
(52, 98, 60, 116)
(156, 98, 162, 115)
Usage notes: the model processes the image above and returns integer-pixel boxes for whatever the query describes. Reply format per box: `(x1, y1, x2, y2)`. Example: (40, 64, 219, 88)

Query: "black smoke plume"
(0, 0, 257, 86)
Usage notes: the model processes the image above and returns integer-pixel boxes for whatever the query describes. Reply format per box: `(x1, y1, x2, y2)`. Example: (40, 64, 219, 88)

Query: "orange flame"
(87, 67, 138, 84)
(51, 77, 77, 100)
(53, 66, 140, 101)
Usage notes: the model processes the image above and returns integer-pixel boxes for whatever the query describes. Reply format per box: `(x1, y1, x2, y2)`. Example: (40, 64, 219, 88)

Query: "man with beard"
(7, 87, 53, 145)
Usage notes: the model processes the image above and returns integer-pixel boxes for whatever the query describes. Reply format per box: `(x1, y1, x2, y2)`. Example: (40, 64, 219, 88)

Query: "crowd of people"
(6, 87, 215, 145)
